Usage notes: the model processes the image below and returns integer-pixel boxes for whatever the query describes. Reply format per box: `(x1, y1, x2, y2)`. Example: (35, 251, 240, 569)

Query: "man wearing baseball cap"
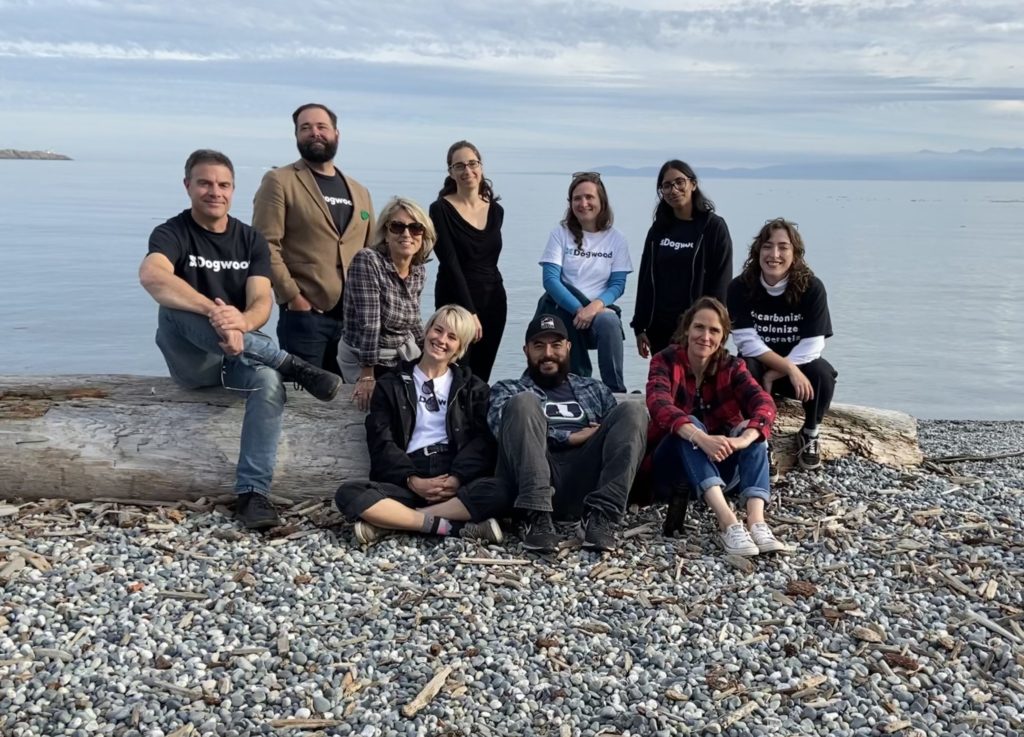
(486, 314, 647, 551)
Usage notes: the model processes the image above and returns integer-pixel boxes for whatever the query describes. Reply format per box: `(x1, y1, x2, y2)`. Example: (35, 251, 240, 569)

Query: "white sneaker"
(749, 522, 789, 554)
(720, 523, 759, 556)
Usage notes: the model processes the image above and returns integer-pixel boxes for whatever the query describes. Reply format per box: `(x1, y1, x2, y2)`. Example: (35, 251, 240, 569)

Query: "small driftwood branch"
(401, 664, 454, 718)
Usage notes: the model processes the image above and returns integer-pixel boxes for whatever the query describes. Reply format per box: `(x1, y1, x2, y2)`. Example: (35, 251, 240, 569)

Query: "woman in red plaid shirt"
(646, 297, 789, 556)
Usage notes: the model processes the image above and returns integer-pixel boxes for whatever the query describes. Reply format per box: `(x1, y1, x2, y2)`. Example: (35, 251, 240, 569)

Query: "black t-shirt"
(542, 381, 589, 434)
(727, 276, 833, 357)
(652, 217, 705, 317)
(312, 170, 354, 235)
(148, 210, 272, 308)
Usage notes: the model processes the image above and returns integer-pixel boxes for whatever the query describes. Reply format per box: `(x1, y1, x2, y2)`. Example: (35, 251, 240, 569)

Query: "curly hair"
(740, 218, 815, 305)
(563, 172, 613, 246)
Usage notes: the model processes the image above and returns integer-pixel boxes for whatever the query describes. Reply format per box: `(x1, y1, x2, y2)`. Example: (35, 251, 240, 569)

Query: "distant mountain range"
(598, 148, 1024, 182)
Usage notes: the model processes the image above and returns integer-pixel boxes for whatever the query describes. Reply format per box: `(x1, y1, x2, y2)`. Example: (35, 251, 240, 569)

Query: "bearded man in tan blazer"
(252, 103, 375, 375)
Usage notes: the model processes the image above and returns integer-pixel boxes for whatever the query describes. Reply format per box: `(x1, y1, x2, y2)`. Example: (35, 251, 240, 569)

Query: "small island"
(0, 149, 72, 160)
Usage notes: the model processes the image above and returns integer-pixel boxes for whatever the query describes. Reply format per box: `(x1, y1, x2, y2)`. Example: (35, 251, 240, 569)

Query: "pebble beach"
(1, 420, 1022, 737)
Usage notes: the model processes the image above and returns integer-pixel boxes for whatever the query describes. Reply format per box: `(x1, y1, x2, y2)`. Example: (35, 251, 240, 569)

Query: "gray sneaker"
(720, 523, 759, 556)
(459, 518, 504, 544)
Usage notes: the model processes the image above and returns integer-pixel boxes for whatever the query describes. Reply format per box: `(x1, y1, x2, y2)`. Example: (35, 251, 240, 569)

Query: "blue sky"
(1, 0, 1021, 171)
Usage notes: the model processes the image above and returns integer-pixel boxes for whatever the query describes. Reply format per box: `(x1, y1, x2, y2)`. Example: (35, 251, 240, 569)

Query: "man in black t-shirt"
(140, 149, 343, 529)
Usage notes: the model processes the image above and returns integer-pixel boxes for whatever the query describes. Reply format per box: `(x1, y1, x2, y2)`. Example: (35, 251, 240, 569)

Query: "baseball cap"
(525, 314, 568, 342)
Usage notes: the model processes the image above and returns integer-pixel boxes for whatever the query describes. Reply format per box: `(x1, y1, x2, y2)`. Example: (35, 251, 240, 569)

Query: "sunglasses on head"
(572, 171, 602, 181)
(387, 220, 426, 236)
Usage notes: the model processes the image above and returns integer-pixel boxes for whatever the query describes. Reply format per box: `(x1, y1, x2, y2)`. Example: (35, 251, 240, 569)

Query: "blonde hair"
(370, 196, 437, 265)
(425, 304, 476, 362)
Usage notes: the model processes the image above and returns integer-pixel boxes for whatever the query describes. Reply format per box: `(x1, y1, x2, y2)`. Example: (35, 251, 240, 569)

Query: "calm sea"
(2, 160, 1021, 420)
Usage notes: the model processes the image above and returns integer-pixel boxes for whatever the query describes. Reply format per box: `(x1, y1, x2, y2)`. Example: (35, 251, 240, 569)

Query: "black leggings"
(744, 356, 837, 428)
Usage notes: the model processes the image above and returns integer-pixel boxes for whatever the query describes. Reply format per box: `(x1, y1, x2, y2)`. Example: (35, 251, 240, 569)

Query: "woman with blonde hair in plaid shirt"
(339, 197, 436, 411)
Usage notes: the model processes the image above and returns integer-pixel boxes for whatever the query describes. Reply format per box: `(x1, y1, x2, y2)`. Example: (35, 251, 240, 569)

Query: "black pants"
(455, 286, 507, 383)
(276, 306, 343, 376)
(335, 450, 512, 522)
(744, 356, 838, 427)
(644, 311, 683, 355)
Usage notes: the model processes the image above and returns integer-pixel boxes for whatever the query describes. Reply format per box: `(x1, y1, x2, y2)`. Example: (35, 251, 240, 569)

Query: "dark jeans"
(744, 356, 837, 427)
(652, 417, 771, 505)
(495, 393, 648, 521)
(277, 306, 344, 376)
(335, 450, 511, 522)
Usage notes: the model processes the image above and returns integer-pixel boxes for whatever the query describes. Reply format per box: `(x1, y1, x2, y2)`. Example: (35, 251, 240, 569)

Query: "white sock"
(803, 425, 820, 437)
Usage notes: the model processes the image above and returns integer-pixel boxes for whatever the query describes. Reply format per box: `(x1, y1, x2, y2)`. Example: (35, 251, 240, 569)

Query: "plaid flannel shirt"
(645, 346, 776, 447)
(488, 372, 618, 450)
(342, 248, 425, 367)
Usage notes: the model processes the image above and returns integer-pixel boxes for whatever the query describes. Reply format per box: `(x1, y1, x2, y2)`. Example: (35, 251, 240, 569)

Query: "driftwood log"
(0, 375, 922, 503)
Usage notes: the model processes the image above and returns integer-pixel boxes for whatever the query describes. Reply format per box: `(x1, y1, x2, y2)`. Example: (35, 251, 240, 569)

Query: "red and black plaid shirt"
(645, 346, 776, 447)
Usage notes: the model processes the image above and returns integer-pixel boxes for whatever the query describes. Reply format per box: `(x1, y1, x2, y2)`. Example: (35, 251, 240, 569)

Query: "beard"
(297, 136, 339, 164)
(527, 357, 570, 389)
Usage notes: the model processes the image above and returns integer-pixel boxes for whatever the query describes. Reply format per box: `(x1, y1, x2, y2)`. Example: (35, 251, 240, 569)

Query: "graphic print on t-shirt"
(539, 225, 633, 301)
(727, 277, 833, 358)
(311, 170, 354, 234)
(541, 382, 589, 434)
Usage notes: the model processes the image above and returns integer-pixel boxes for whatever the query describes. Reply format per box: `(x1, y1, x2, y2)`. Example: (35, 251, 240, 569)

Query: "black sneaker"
(582, 513, 617, 552)
(236, 493, 281, 529)
(521, 511, 559, 552)
(459, 518, 504, 544)
(797, 430, 822, 470)
(662, 486, 690, 537)
(278, 356, 341, 402)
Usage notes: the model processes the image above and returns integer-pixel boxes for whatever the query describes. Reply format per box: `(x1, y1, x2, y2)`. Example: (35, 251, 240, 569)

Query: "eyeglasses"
(421, 379, 440, 412)
(659, 177, 690, 193)
(449, 160, 481, 173)
(387, 221, 426, 237)
(572, 171, 601, 181)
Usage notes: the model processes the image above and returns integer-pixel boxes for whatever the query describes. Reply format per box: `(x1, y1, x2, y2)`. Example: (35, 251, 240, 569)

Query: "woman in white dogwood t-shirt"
(537, 172, 633, 393)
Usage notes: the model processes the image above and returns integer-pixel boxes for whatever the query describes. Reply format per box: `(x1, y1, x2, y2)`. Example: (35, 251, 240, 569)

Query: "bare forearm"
(753, 349, 796, 376)
(242, 292, 273, 332)
(142, 271, 215, 315)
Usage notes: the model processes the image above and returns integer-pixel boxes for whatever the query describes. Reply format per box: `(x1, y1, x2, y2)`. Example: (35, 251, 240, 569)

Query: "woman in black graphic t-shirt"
(632, 160, 733, 357)
(726, 218, 837, 472)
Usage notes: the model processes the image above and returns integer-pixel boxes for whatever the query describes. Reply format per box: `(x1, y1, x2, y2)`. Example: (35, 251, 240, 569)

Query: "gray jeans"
(495, 393, 648, 521)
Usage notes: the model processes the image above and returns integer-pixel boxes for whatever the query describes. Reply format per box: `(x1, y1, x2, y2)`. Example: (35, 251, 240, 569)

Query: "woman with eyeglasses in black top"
(339, 197, 434, 411)
(335, 305, 510, 545)
(632, 160, 733, 358)
(430, 141, 506, 382)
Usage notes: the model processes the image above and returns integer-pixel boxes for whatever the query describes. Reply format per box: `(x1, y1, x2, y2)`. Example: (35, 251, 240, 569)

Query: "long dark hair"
(652, 159, 715, 230)
(671, 296, 731, 366)
(740, 218, 815, 305)
(563, 172, 613, 246)
(437, 140, 499, 202)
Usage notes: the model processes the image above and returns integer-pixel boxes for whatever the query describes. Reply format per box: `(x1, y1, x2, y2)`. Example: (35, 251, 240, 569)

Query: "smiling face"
(385, 207, 425, 263)
(295, 106, 339, 164)
(448, 145, 482, 190)
(423, 319, 462, 364)
(524, 334, 571, 388)
(760, 227, 795, 285)
(184, 163, 234, 230)
(570, 180, 602, 231)
(659, 167, 693, 215)
(685, 308, 725, 362)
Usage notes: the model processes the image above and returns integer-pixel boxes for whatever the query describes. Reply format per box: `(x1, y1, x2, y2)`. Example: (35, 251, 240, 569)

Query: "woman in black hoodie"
(335, 305, 510, 545)
(631, 160, 733, 357)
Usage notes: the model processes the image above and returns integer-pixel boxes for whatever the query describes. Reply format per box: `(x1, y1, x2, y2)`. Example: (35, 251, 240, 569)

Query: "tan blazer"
(252, 159, 375, 311)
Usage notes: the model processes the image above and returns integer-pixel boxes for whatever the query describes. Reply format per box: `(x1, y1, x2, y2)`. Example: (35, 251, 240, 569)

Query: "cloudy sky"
(1, 0, 1021, 171)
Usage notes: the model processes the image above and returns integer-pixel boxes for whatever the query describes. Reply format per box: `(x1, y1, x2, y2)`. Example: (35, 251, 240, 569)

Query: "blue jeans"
(155, 307, 288, 496)
(583, 310, 626, 393)
(652, 417, 771, 504)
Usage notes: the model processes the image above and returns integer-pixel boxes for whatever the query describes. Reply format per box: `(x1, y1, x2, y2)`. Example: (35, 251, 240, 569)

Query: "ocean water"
(2, 159, 1022, 420)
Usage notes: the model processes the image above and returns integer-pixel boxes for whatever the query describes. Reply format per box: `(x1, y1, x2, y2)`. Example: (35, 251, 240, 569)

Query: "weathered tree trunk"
(0, 376, 922, 503)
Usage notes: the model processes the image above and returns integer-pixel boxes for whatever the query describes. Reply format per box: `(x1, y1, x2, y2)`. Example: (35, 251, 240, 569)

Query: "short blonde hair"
(425, 304, 476, 362)
(371, 196, 436, 265)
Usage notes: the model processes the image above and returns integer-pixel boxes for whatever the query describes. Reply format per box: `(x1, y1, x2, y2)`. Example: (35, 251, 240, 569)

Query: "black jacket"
(631, 211, 733, 335)
(365, 361, 496, 486)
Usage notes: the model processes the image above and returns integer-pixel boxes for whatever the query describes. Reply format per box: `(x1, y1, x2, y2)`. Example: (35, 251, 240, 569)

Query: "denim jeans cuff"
(698, 476, 726, 494)
(236, 485, 271, 497)
(513, 499, 554, 513)
(739, 486, 771, 504)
